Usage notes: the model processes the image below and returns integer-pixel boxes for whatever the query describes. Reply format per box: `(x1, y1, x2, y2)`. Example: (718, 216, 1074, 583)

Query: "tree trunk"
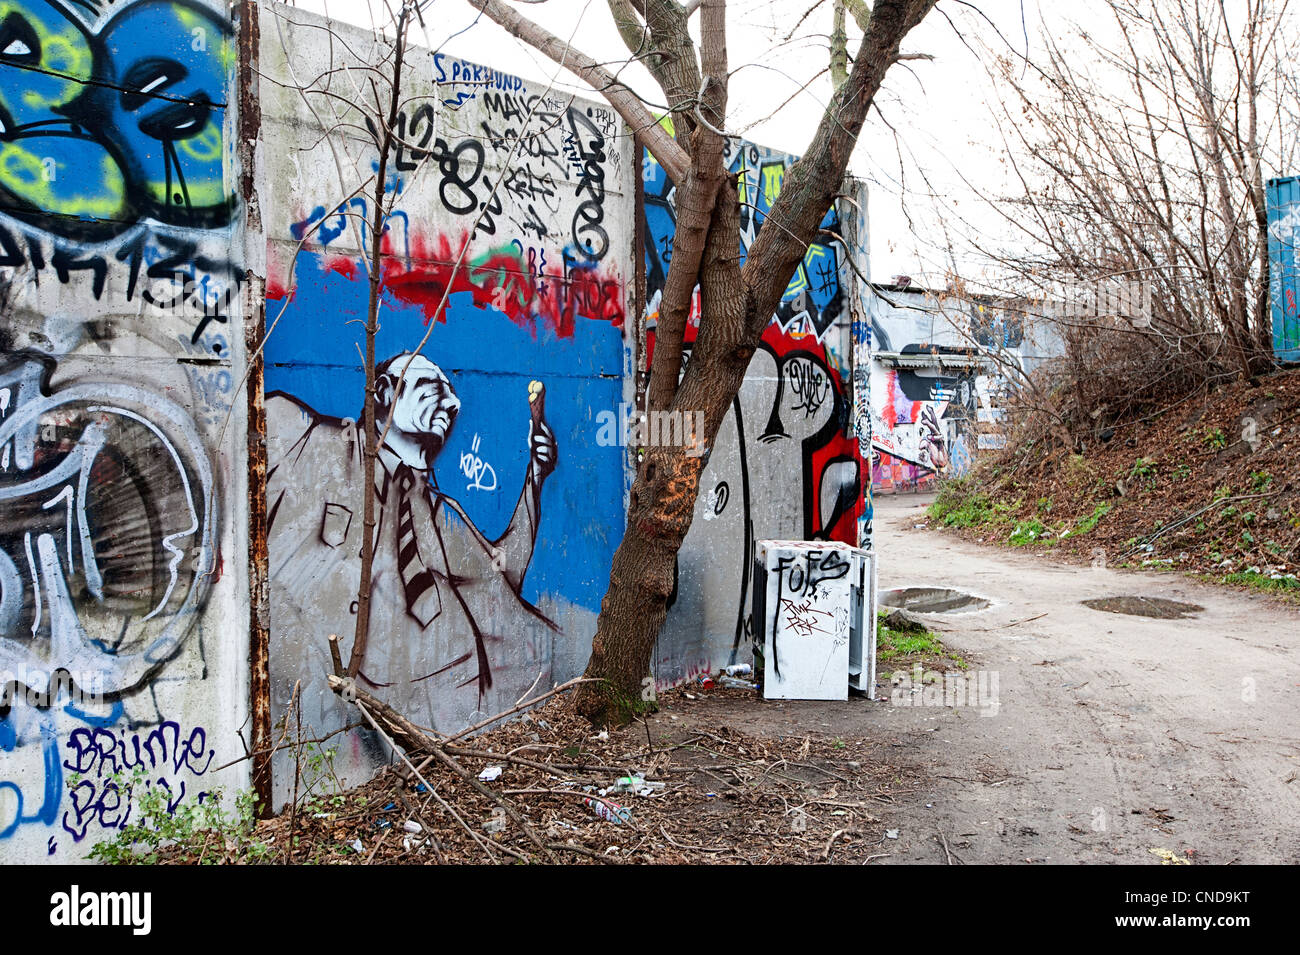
(574, 0, 936, 725)
(466, 0, 938, 724)
(350, 9, 409, 677)
(575, 171, 747, 723)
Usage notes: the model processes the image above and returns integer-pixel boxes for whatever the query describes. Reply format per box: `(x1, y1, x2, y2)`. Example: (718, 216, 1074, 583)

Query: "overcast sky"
(276, 1, 1066, 284)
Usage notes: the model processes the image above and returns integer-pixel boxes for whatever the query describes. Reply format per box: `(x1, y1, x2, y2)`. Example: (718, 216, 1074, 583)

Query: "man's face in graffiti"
(100, 0, 232, 226)
(0, 0, 128, 222)
(377, 354, 461, 460)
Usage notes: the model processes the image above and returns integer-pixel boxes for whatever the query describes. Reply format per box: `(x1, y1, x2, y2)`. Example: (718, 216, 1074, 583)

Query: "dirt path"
(658, 491, 1300, 863)
(845, 490, 1300, 864)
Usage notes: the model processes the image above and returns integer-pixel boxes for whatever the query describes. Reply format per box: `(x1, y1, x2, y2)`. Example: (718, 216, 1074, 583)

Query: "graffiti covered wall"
(259, 5, 633, 803)
(0, 0, 1068, 858)
(1266, 175, 1300, 363)
(869, 288, 1061, 493)
(0, 0, 249, 860)
(647, 138, 872, 687)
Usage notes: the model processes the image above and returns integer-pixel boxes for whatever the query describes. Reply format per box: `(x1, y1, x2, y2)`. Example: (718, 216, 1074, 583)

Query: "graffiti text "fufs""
(775, 549, 850, 598)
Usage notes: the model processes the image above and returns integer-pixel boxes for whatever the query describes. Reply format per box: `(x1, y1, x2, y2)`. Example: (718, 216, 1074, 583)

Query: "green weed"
(86, 771, 271, 865)
(1009, 519, 1046, 546)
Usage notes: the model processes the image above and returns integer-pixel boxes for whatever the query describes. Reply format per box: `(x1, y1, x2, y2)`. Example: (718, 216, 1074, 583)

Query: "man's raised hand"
(528, 380, 557, 480)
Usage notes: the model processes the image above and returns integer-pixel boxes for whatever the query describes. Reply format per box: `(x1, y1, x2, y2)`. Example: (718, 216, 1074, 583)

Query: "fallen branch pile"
(155, 636, 921, 865)
(304, 645, 914, 862)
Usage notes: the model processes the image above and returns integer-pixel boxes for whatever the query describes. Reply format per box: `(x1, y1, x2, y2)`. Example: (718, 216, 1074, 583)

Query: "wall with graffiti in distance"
(644, 135, 872, 689)
(869, 285, 1064, 493)
(0, 0, 250, 862)
(1266, 176, 1300, 363)
(258, 4, 634, 805)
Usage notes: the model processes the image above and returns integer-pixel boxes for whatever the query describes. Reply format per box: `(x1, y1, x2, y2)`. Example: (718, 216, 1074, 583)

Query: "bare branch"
(466, 0, 690, 181)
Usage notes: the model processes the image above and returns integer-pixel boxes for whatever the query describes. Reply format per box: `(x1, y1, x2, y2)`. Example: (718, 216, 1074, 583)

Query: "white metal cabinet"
(752, 541, 876, 700)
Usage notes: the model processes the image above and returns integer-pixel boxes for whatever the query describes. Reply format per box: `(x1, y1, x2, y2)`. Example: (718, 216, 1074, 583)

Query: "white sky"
(277, 0, 1061, 284)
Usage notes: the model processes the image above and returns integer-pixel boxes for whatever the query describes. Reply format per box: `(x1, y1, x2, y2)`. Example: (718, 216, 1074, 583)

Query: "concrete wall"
(258, 4, 634, 803)
(0, 0, 891, 852)
(0, 0, 250, 861)
(870, 288, 1062, 493)
(648, 138, 873, 686)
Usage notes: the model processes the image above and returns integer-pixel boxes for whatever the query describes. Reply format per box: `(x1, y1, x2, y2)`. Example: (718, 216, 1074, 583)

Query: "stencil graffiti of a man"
(266, 351, 557, 744)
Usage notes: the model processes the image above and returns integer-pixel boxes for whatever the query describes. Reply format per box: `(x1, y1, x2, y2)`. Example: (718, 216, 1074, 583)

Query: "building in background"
(869, 279, 1064, 494)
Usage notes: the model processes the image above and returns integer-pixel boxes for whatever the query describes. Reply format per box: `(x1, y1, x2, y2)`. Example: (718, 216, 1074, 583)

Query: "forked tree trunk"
(576, 172, 749, 723)
(573, 0, 938, 724)
(464, 0, 937, 725)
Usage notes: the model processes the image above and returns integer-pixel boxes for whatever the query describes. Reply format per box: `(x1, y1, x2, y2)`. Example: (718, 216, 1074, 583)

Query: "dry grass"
(936, 367, 1300, 591)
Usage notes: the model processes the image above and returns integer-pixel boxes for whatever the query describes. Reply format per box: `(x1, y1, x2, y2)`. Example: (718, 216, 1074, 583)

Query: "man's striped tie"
(395, 464, 441, 627)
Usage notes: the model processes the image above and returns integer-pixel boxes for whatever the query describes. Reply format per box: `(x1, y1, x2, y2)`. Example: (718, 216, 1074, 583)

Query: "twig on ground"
(822, 828, 846, 861)
(937, 828, 954, 865)
(443, 677, 596, 744)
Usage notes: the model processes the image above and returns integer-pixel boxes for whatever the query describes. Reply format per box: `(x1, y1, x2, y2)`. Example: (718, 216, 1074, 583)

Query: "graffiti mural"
(644, 135, 846, 344)
(0, 0, 240, 861)
(646, 137, 870, 687)
(871, 363, 968, 491)
(0, 0, 232, 236)
(261, 12, 632, 805)
(1266, 176, 1300, 362)
(266, 353, 558, 705)
(0, 356, 216, 692)
(0, 0, 239, 352)
(868, 289, 1036, 492)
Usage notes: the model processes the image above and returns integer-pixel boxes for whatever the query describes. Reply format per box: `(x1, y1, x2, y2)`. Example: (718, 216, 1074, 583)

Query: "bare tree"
(350, 4, 417, 681)
(463, 0, 938, 724)
(964, 0, 1299, 434)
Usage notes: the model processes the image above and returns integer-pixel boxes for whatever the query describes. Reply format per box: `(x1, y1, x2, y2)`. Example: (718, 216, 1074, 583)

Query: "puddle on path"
(1081, 595, 1204, 619)
(880, 587, 991, 614)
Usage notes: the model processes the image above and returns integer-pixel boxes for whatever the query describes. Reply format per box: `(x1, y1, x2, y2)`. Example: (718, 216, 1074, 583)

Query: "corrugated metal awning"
(874, 351, 998, 371)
